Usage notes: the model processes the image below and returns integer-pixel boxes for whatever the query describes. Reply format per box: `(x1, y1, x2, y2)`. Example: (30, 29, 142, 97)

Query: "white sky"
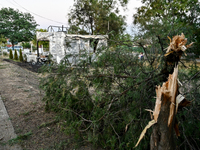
(0, 0, 142, 35)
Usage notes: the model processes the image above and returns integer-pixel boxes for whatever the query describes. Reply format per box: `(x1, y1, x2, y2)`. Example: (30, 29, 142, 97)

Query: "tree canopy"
(0, 34, 7, 46)
(133, 0, 200, 55)
(0, 7, 38, 49)
(67, 0, 128, 46)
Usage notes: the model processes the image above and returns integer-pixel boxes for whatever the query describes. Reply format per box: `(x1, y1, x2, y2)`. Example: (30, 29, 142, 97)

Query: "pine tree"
(9, 50, 13, 59)
(19, 49, 23, 62)
(14, 49, 18, 60)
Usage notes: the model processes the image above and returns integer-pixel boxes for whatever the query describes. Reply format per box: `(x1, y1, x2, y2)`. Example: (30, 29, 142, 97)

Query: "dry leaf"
(134, 120, 156, 148)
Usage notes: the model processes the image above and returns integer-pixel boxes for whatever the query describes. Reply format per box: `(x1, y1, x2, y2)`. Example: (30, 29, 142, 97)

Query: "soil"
(0, 58, 96, 150)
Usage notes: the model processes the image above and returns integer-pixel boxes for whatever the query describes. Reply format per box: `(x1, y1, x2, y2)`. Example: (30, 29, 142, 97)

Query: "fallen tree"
(40, 33, 199, 149)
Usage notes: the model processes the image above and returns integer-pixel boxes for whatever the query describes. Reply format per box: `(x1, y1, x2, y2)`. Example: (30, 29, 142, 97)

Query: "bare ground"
(0, 58, 96, 150)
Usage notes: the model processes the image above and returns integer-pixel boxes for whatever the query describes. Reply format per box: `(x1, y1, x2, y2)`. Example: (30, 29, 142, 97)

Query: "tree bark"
(150, 66, 178, 150)
(150, 97, 176, 150)
(135, 33, 192, 149)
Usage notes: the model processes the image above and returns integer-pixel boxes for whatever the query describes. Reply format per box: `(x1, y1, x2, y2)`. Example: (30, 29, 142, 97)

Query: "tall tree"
(67, 0, 127, 45)
(0, 7, 38, 50)
(133, 0, 200, 55)
(132, 1, 200, 149)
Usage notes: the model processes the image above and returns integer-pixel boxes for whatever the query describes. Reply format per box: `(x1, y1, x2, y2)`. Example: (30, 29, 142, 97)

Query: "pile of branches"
(40, 34, 200, 149)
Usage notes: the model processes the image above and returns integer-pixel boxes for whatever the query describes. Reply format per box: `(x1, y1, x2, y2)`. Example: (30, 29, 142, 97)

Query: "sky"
(0, 0, 142, 35)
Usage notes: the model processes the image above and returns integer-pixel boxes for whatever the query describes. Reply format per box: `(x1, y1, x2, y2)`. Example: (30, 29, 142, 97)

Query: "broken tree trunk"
(150, 67, 178, 150)
(135, 33, 193, 149)
(149, 33, 193, 150)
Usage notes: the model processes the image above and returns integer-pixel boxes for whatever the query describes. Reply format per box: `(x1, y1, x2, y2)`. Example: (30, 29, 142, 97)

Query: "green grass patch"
(8, 131, 32, 145)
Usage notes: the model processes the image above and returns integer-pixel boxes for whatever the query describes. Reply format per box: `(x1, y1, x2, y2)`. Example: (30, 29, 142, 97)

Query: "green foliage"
(3, 52, 7, 56)
(133, 0, 200, 56)
(14, 49, 18, 60)
(40, 34, 200, 149)
(0, 34, 6, 45)
(22, 42, 31, 49)
(0, 7, 37, 47)
(9, 50, 13, 59)
(176, 63, 200, 150)
(8, 131, 32, 145)
(67, 0, 127, 46)
(19, 49, 23, 62)
(40, 44, 159, 149)
(38, 1, 200, 148)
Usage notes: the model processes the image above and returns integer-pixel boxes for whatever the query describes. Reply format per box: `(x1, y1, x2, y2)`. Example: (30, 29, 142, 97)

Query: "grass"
(22, 111, 30, 116)
(16, 86, 23, 89)
(38, 120, 58, 129)
(0, 131, 33, 146)
(23, 89, 30, 92)
(15, 128, 23, 134)
(18, 110, 36, 116)
(8, 131, 32, 145)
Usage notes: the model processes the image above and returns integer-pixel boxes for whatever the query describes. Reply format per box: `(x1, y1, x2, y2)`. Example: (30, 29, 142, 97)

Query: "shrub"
(3, 52, 8, 56)
(14, 49, 18, 60)
(9, 50, 13, 59)
(19, 49, 23, 62)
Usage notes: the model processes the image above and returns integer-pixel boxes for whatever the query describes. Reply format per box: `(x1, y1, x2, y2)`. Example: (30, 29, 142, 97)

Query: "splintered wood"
(154, 66, 178, 126)
(134, 66, 179, 148)
(134, 33, 193, 148)
(166, 33, 194, 53)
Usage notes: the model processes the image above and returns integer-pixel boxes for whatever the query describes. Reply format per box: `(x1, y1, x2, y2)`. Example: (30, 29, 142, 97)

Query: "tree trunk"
(150, 66, 178, 150)
(135, 33, 193, 150)
(150, 98, 176, 150)
(12, 42, 14, 51)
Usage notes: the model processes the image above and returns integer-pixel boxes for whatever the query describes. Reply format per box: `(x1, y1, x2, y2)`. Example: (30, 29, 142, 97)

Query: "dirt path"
(0, 58, 95, 150)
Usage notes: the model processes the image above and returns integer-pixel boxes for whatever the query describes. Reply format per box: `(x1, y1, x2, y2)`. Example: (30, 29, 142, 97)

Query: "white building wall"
(36, 32, 108, 64)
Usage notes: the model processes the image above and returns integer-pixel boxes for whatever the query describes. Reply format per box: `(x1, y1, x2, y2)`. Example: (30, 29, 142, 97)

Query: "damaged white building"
(36, 31, 108, 64)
